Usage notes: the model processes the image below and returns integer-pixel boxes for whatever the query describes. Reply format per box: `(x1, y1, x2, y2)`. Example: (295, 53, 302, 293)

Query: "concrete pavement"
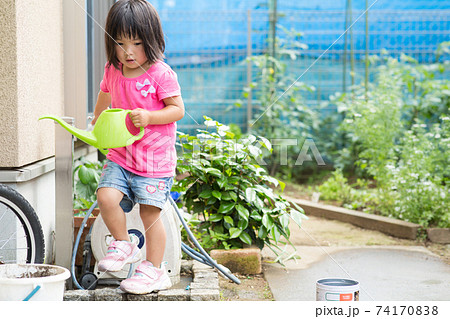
(261, 215, 450, 301)
(263, 245, 450, 301)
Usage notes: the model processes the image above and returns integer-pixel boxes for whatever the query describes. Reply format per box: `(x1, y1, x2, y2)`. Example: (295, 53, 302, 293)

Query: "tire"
(0, 184, 45, 264)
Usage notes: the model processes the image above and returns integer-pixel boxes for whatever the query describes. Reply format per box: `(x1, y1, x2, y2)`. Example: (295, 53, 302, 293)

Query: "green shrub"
(174, 116, 307, 262)
(386, 119, 450, 227)
(333, 51, 450, 227)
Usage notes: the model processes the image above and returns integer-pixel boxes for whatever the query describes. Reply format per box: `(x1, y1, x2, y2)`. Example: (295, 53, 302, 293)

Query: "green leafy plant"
(317, 170, 354, 204)
(317, 170, 378, 212)
(73, 158, 103, 212)
(174, 116, 307, 262)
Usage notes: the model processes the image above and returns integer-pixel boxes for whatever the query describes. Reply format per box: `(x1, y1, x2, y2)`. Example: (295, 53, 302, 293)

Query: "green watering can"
(39, 109, 145, 154)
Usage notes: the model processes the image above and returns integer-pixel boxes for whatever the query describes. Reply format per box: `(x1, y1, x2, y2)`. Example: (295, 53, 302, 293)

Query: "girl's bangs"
(113, 11, 140, 40)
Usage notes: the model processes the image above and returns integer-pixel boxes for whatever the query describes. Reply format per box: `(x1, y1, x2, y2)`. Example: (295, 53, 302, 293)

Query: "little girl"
(91, 0, 184, 294)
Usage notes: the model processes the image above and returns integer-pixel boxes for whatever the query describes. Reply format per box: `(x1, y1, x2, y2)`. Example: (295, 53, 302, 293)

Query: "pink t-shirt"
(99, 60, 181, 178)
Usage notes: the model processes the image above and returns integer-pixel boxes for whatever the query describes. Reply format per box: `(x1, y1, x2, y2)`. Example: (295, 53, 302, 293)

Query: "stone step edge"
(64, 260, 220, 301)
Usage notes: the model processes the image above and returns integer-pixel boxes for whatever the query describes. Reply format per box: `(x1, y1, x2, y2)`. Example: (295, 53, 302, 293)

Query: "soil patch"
(219, 273, 273, 301)
(0, 264, 58, 279)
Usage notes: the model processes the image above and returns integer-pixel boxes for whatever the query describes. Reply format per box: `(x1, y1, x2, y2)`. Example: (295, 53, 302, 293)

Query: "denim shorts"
(97, 160, 173, 212)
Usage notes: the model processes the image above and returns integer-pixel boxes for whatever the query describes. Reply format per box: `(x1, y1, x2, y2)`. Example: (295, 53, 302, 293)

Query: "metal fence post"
(247, 9, 253, 133)
(365, 0, 369, 101)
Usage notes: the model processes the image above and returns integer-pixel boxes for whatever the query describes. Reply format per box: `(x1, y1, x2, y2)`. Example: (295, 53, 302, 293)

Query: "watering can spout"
(39, 109, 145, 153)
(39, 115, 98, 146)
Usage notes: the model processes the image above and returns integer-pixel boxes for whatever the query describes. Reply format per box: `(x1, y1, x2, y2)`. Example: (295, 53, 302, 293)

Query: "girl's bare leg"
(139, 204, 166, 267)
(97, 187, 130, 241)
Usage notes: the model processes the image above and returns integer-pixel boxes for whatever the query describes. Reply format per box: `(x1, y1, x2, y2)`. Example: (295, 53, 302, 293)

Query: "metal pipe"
(55, 117, 75, 289)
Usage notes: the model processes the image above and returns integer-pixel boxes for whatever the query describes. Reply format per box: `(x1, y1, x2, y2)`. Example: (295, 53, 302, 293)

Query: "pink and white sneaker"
(120, 260, 172, 294)
(97, 238, 141, 272)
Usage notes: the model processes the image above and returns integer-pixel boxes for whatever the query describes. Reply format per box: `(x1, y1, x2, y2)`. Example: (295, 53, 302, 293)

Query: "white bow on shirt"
(141, 85, 156, 97)
(136, 79, 151, 90)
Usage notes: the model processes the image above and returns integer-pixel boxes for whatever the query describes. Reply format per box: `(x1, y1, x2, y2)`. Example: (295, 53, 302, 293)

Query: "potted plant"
(174, 117, 307, 265)
(73, 158, 103, 212)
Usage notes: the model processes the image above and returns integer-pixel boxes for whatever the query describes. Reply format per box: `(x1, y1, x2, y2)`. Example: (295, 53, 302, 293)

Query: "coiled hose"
(168, 196, 240, 284)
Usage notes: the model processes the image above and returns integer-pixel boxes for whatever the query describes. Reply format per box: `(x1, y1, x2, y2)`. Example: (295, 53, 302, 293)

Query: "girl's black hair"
(105, 0, 165, 69)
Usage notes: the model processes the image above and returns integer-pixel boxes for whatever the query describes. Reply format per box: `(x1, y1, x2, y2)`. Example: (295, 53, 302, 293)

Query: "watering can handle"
(125, 110, 145, 141)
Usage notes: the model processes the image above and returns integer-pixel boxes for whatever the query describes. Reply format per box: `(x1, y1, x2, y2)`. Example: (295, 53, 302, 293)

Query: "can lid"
(317, 278, 359, 287)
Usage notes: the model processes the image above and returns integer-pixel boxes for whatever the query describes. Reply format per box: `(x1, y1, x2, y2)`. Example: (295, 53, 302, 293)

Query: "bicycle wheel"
(0, 184, 45, 264)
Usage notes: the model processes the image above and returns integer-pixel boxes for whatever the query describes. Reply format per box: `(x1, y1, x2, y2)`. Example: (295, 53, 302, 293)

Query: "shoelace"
(106, 240, 135, 255)
(135, 266, 157, 280)
(106, 242, 120, 255)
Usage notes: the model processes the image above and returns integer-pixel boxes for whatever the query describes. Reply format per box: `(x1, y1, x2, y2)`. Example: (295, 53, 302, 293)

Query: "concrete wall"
(0, 0, 63, 167)
(0, 2, 19, 166)
(0, 0, 90, 268)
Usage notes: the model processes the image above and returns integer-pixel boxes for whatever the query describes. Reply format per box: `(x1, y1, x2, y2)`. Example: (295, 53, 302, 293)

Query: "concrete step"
(64, 260, 220, 301)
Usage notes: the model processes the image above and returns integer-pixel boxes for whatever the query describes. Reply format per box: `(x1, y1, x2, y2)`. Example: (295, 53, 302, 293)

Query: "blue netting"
(147, 1, 450, 134)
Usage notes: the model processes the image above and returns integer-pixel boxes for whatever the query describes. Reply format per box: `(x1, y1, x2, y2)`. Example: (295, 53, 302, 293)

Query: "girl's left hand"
(129, 108, 151, 128)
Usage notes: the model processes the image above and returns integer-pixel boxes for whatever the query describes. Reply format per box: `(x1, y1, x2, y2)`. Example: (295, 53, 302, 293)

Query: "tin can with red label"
(316, 278, 360, 301)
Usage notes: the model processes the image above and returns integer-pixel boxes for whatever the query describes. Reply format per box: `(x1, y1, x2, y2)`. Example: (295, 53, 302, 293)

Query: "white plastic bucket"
(0, 264, 70, 301)
(316, 278, 360, 301)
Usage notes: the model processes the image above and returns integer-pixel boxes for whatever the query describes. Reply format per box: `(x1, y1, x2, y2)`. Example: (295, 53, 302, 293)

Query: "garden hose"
(71, 200, 136, 290)
(71, 197, 241, 290)
(168, 196, 241, 284)
(71, 201, 97, 290)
